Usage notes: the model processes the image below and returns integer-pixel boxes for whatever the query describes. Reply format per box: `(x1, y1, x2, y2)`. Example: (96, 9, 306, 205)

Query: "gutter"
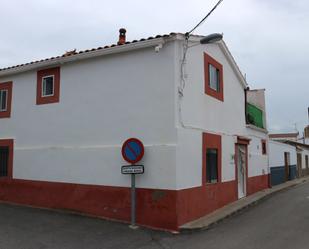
(0, 37, 166, 78)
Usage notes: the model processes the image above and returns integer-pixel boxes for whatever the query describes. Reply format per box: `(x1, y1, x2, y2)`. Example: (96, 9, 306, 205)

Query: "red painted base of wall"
(176, 174, 270, 226)
(0, 179, 177, 231)
(0, 175, 269, 231)
(247, 174, 270, 195)
(177, 181, 237, 225)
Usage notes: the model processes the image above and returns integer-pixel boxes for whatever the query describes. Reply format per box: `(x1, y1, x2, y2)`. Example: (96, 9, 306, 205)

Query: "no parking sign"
(121, 138, 145, 228)
(121, 138, 144, 165)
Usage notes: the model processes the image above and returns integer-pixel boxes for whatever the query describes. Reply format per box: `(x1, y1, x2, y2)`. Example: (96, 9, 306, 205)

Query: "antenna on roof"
(186, 0, 223, 38)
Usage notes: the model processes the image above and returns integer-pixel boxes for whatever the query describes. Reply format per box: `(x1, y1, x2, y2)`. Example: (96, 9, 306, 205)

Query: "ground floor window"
(203, 133, 222, 185)
(0, 146, 9, 177)
(0, 139, 13, 179)
(206, 148, 218, 183)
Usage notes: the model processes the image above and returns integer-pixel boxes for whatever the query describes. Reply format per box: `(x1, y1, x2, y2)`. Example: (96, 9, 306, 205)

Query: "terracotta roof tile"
(0, 32, 179, 72)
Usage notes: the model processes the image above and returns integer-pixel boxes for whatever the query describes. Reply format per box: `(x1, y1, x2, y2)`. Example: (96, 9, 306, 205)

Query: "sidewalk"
(180, 176, 309, 231)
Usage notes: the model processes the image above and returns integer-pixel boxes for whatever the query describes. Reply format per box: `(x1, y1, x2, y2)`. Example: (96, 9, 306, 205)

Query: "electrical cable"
(186, 0, 223, 37)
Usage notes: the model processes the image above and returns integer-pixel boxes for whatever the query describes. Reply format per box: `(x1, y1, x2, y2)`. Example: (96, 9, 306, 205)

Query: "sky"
(0, 0, 308, 133)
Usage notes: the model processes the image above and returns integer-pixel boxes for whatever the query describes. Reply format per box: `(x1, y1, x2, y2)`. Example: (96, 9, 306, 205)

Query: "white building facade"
(0, 32, 270, 231)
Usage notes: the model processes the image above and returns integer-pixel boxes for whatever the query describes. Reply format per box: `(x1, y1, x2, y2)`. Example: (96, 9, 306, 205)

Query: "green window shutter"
(247, 103, 264, 129)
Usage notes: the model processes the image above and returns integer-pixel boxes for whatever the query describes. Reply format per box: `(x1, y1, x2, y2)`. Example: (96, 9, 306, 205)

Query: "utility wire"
(186, 0, 223, 36)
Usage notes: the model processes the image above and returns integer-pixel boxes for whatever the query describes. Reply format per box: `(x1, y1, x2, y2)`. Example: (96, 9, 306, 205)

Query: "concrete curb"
(180, 176, 309, 233)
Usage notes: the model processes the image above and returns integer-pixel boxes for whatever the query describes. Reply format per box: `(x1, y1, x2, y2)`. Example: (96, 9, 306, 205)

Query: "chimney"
(118, 28, 126, 45)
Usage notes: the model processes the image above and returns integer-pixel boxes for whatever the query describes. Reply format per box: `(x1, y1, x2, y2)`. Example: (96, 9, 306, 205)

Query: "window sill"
(205, 181, 220, 185)
(246, 124, 268, 134)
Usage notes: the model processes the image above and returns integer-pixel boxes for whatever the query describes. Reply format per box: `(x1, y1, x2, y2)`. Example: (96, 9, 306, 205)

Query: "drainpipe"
(244, 87, 250, 124)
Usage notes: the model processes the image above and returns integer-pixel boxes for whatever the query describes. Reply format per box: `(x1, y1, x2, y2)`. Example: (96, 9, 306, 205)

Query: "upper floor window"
(204, 52, 224, 102)
(0, 90, 8, 111)
(42, 75, 54, 97)
(37, 67, 60, 105)
(209, 64, 220, 92)
(0, 82, 12, 118)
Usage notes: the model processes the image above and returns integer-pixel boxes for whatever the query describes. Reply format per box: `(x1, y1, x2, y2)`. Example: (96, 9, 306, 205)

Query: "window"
(206, 148, 218, 183)
(261, 140, 267, 155)
(0, 139, 13, 179)
(0, 82, 12, 119)
(204, 52, 224, 102)
(0, 90, 8, 111)
(0, 146, 9, 177)
(306, 155, 309, 168)
(209, 64, 220, 92)
(42, 76, 54, 97)
(203, 132, 222, 185)
(37, 67, 60, 105)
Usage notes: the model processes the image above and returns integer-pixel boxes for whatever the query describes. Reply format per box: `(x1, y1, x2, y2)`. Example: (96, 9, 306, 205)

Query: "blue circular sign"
(122, 138, 144, 164)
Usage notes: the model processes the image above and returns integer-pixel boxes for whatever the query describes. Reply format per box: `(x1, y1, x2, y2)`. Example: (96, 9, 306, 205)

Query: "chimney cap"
(119, 28, 126, 34)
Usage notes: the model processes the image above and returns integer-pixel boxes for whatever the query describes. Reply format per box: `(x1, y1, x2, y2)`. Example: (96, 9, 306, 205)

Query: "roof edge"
(0, 37, 167, 78)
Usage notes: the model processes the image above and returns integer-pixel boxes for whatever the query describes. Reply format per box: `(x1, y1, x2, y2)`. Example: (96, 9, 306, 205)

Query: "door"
(237, 145, 247, 199)
(284, 152, 290, 181)
(297, 153, 302, 178)
(0, 146, 9, 177)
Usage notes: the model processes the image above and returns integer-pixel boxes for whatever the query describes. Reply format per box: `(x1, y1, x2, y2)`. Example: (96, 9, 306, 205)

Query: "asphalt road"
(1, 181, 309, 249)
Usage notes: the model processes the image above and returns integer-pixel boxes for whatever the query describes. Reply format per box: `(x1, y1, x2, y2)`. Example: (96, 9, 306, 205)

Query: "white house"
(0, 30, 270, 231)
(268, 140, 297, 185)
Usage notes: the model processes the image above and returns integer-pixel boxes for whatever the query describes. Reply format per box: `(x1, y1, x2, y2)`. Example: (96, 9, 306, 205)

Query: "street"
(1, 181, 309, 249)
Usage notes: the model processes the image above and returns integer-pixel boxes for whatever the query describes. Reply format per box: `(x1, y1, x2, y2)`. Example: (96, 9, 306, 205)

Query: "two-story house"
(0, 29, 269, 231)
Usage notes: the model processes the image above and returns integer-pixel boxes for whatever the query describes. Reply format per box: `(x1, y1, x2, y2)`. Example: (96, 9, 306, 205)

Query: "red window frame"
(36, 67, 60, 105)
(202, 132, 222, 185)
(261, 139, 267, 155)
(0, 81, 13, 119)
(204, 52, 224, 102)
(0, 139, 14, 179)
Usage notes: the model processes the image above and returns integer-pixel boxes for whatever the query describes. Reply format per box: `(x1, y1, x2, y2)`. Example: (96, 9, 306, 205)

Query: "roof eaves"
(0, 33, 176, 78)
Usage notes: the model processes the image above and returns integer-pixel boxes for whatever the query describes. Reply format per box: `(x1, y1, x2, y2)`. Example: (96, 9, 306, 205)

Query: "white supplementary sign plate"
(121, 165, 144, 174)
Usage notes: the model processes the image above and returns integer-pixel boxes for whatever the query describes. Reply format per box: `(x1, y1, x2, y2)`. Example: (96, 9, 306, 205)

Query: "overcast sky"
(0, 0, 308, 133)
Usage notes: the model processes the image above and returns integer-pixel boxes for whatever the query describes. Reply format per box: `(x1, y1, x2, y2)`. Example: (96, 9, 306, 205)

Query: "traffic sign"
(121, 165, 144, 174)
(121, 138, 144, 164)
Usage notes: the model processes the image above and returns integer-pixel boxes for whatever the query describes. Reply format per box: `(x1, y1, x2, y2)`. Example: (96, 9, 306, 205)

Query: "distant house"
(269, 132, 299, 142)
(268, 140, 297, 186)
(0, 29, 270, 231)
(304, 125, 309, 144)
(282, 141, 309, 177)
(269, 127, 309, 185)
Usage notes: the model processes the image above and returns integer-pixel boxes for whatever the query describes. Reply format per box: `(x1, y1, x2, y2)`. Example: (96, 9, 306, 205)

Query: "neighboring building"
(268, 140, 297, 186)
(282, 141, 309, 177)
(269, 132, 299, 142)
(245, 89, 269, 193)
(304, 125, 309, 144)
(268, 125, 309, 182)
(0, 30, 270, 231)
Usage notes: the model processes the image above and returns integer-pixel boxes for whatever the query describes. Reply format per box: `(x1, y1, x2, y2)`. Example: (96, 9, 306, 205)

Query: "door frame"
(297, 152, 302, 178)
(284, 152, 290, 181)
(235, 136, 250, 199)
(0, 139, 14, 179)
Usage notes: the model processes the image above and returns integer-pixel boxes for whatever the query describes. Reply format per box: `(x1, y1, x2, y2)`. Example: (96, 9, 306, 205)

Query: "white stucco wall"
(0, 42, 178, 189)
(268, 140, 297, 167)
(246, 128, 268, 177)
(174, 40, 248, 189)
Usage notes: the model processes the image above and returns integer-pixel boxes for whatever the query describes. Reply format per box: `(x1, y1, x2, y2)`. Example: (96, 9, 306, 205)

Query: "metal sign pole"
(130, 173, 137, 228)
